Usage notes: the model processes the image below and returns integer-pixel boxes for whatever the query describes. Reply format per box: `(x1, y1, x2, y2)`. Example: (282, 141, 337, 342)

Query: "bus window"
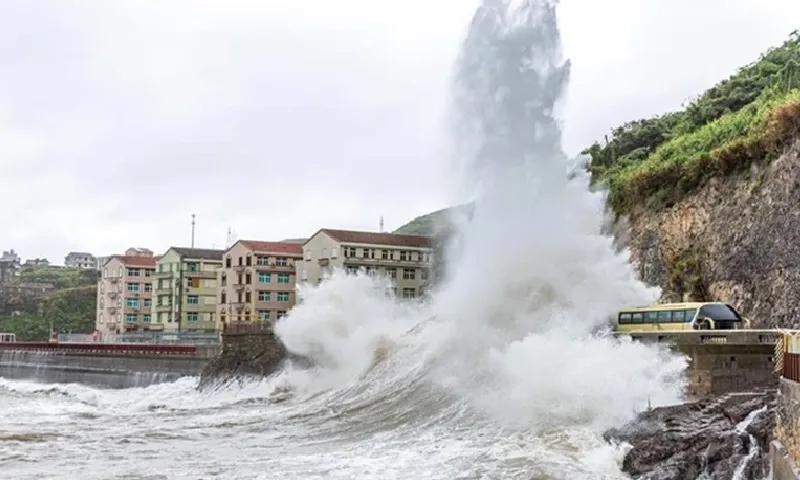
(645, 311, 659, 323)
(632, 312, 644, 324)
(671, 310, 685, 323)
(657, 311, 671, 323)
(683, 309, 698, 323)
(619, 313, 632, 324)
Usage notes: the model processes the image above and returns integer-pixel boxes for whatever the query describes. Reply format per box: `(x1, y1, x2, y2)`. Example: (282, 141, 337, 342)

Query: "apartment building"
(65, 251, 96, 269)
(300, 229, 434, 299)
(95, 255, 157, 338)
(153, 247, 224, 332)
(217, 240, 303, 328)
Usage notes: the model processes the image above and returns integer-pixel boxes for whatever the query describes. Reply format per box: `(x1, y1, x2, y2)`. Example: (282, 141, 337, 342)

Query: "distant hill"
(394, 203, 474, 237)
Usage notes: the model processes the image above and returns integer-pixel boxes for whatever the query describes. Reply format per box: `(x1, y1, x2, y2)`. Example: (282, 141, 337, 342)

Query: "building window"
(381, 249, 389, 260)
(259, 310, 270, 322)
(276, 257, 288, 266)
(365, 267, 376, 277)
(100, 284, 105, 294)
(187, 295, 199, 305)
(386, 268, 397, 279)
(256, 256, 268, 265)
(187, 312, 199, 322)
(304, 250, 311, 261)
(258, 291, 271, 302)
(186, 262, 199, 272)
(127, 298, 139, 308)
(103, 268, 108, 278)
(126, 314, 138, 323)
(277, 274, 290, 284)
(127, 283, 140, 292)
(225, 257, 231, 268)
(144, 283, 152, 293)
(421, 269, 429, 281)
(143, 314, 151, 323)
(100, 298, 105, 308)
(145, 269, 153, 277)
(331, 247, 338, 258)
(258, 273, 271, 283)
(403, 268, 416, 280)
(399, 251, 408, 261)
(402, 288, 415, 298)
(144, 299, 152, 308)
(238, 256, 243, 266)
(245, 291, 252, 303)
(344, 246, 356, 258)
(346, 266, 358, 275)
(99, 313, 104, 324)
(221, 273, 226, 287)
(277, 311, 287, 319)
(245, 272, 252, 284)
(246, 255, 252, 267)
(127, 268, 141, 277)
(277, 292, 290, 302)
(221, 292, 227, 303)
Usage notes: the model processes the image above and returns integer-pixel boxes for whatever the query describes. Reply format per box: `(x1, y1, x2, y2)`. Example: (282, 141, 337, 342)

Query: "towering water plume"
(277, 0, 687, 437)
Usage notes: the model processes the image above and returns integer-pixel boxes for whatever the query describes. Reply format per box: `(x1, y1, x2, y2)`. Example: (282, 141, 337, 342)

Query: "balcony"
(233, 283, 246, 292)
(183, 269, 217, 279)
(233, 264, 246, 273)
(343, 256, 425, 267)
(108, 291, 119, 299)
(109, 277, 120, 283)
(154, 271, 173, 279)
(318, 258, 330, 267)
(155, 288, 172, 295)
(255, 263, 295, 273)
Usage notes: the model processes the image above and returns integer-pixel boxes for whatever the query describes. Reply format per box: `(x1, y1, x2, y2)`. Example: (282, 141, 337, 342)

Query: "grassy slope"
(587, 33, 800, 212)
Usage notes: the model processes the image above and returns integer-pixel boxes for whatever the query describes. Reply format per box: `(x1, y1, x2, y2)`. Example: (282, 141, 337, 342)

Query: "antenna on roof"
(379, 216, 385, 233)
(226, 227, 235, 249)
(191, 214, 196, 248)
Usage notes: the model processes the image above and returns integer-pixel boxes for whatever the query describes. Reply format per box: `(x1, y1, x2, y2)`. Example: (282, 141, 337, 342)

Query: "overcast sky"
(1, 0, 798, 262)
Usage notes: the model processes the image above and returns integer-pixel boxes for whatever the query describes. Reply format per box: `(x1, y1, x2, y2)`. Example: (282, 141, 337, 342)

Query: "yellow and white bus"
(614, 302, 751, 332)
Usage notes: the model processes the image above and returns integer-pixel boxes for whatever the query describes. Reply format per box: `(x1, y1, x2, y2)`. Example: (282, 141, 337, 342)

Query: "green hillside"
(586, 32, 800, 213)
(0, 267, 98, 341)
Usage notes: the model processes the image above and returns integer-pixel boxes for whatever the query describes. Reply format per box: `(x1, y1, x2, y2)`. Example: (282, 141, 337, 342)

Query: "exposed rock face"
(198, 332, 303, 390)
(627, 141, 800, 328)
(606, 390, 776, 480)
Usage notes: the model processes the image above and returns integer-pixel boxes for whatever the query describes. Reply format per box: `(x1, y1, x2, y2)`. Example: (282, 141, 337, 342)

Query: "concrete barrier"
(616, 330, 782, 398)
(0, 343, 218, 388)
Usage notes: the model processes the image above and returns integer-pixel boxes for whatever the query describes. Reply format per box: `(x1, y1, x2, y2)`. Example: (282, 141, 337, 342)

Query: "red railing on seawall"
(0, 342, 197, 355)
(785, 352, 800, 383)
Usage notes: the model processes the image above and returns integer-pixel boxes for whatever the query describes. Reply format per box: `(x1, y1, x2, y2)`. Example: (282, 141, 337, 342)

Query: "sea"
(0, 1, 690, 479)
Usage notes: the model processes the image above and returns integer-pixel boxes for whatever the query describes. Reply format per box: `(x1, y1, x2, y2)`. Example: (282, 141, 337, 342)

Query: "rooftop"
(239, 240, 303, 255)
(107, 255, 158, 268)
(169, 247, 225, 260)
(316, 229, 434, 248)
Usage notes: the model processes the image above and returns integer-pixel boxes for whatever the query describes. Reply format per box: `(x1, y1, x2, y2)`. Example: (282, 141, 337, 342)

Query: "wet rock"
(198, 332, 312, 390)
(605, 389, 776, 480)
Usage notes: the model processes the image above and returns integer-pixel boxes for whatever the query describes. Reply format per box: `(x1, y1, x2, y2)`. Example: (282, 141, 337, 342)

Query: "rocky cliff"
(627, 140, 800, 328)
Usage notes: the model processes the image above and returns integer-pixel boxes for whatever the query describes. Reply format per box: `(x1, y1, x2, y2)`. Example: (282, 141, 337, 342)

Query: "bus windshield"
(698, 304, 740, 321)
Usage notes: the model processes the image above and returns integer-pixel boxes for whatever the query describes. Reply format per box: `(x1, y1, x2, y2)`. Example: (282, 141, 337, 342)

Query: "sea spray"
(273, 0, 687, 444)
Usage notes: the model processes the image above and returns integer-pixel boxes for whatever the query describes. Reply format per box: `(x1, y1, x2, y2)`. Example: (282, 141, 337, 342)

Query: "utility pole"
(191, 214, 196, 248)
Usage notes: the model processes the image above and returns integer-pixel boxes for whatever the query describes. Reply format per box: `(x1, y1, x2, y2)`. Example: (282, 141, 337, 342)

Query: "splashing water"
(276, 0, 687, 431)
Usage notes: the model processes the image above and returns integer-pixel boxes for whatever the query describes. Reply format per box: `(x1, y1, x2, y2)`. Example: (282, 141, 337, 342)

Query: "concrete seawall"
(772, 377, 800, 479)
(0, 344, 217, 388)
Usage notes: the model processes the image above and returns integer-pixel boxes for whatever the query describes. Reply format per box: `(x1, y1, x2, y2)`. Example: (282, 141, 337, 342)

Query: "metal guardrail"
(222, 321, 272, 335)
(58, 332, 220, 346)
(784, 352, 800, 383)
(0, 342, 197, 355)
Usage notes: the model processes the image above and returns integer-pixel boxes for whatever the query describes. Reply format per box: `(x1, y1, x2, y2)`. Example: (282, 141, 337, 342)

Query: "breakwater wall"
(0, 343, 218, 388)
(619, 330, 783, 398)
